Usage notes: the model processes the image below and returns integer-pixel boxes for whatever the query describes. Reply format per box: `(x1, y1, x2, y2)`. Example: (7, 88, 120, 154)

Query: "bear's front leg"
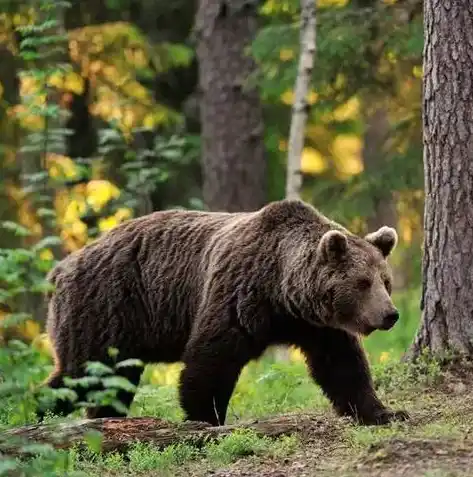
(179, 327, 251, 426)
(297, 327, 409, 425)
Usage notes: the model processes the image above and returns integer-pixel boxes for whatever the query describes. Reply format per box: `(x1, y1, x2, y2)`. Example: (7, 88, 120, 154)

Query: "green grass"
(60, 431, 299, 476)
(10, 286, 467, 477)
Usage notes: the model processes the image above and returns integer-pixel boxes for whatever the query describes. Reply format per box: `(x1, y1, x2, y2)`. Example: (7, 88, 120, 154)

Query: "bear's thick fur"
(39, 199, 408, 426)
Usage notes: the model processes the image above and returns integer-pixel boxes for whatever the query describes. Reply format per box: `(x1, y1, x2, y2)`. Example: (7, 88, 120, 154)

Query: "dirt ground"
(177, 367, 473, 477)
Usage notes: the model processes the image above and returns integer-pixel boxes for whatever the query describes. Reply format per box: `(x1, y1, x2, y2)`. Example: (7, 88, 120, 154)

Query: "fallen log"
(1, 413, 328, 455)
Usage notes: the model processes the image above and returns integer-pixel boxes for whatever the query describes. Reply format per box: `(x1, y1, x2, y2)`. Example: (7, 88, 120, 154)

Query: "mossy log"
(1, 413, 329, 456)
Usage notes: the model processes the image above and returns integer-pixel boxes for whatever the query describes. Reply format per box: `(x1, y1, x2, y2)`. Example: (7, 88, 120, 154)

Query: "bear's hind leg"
(297, 327, 409, 425)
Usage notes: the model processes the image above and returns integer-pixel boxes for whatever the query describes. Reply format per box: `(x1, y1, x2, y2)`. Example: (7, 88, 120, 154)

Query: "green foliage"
(253, 1, 424, 236)
(0, 226, 56, 306)
(127, 441, 200, 473)
(205, 429, 298, 464)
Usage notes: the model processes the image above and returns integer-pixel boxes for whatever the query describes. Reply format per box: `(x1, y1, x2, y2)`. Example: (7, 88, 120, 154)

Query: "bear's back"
(46, 209, 258, 360)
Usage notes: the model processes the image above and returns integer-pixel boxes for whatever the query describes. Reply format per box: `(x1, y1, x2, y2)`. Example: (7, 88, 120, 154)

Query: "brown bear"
(38, 199, 408, 426)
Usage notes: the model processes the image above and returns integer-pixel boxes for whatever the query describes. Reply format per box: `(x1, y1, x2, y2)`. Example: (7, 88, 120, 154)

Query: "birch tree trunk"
(285, 0, 316, 200)
(408, 0, 473, 359)
(274, 0, 317, 361)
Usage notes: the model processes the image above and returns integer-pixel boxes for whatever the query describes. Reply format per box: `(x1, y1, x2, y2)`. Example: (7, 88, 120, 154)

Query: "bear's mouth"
(361, 325, 376, 336)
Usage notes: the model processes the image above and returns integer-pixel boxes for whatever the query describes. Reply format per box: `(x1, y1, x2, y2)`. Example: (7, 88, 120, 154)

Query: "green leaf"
(0, 313, 31, 330)
(85, 362, 114, 377)
(84, 430, 103, 454)
(0, 459, 19, 475)
(0, 221, 32, 237)
(19, 443, 55, 455)
(115, 358, 144, 369)
(110, 399, 129, 415)
(32, 236, 62, 252)
(37, 208, 57, 219)
(102, 376, 137, 392)
(63, 376, 101, 388)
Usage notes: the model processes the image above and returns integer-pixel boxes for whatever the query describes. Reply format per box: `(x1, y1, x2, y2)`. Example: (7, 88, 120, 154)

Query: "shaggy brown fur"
(38, 199, 408, 426)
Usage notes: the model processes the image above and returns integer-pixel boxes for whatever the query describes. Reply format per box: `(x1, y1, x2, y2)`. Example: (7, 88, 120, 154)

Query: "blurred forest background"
(0, 0, 423, 365)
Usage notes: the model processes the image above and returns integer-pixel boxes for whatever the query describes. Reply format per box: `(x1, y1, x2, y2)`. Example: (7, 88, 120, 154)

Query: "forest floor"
(63, 358, 473, 477)
(193, 375, 473, 477)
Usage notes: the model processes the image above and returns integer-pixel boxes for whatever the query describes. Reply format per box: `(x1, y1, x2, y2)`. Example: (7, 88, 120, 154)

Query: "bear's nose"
(381, 310, 399, 330)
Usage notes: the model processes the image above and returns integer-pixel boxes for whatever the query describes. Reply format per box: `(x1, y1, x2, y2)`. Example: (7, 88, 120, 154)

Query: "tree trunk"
(408, 1, 473, 359)
(195, 0, 267, 212)
(361, 107, 407, 289)
(275, 0, 316, 362)
(1, 413, 327, 456)
(285, 0, 316, 200)
(362, 108, 397, 234)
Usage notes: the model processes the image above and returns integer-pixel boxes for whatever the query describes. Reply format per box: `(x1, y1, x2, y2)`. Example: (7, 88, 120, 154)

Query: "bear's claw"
(359, 408, 410, 426)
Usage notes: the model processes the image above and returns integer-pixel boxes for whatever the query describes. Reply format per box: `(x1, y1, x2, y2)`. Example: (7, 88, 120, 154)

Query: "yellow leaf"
(332, 97, 360, 122)
(413, 65, 423, 78)
(48, 154, 80, 180)
(279, 49, 294, 61)
(307, 90, 318, 105)
(64, 72, 84, 95)
(332, 135, 363, 178)
(98, 207, 132, 232)
(86, 180, 120, 211)
(115, 207, 132, 222)
(279, 139, 288, 152)
(290, 347, 305, 362)
(143, 113, 157, 129)
(122, 108, 135, 129)
(40, 249, 54, 261)
(319, 0, 348, 5)
(19, 319, 40, 341)
(32, 333, 53, 356)
(379, 351, 390, 363)
(281, 90, 294, 105)
(47, 72, 64, 89)
(386, 51, 397, 64)
(98, 215, 119, 232)
(399, 215, 413, 244)
(301, 147, 327, 174)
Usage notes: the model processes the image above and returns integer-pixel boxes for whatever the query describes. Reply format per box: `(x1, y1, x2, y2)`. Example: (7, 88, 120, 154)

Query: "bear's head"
(313, 226, 399, 336)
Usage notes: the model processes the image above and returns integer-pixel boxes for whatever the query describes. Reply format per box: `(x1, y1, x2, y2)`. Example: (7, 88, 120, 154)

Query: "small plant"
(205, 429, 273, 464)
(345, 421, 407, 450)
(128, 441, 200, 473)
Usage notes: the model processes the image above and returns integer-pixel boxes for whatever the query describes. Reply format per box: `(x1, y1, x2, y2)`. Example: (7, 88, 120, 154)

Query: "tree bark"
(285, 0, 316, 200)
(361, 107, 407, 289)
(362, 108, 397, 234)
(195, 0, 267, 212)
(408, 1, 473, 359)
(1, 414, 327, 456)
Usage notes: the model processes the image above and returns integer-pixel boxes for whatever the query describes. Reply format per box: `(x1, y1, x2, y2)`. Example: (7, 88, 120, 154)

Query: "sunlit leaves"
(301, 148, 327, 175)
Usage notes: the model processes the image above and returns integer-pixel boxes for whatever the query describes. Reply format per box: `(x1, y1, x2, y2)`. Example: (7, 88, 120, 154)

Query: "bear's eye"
(384, 279, 391, 293)
(357, 278, 372, 290)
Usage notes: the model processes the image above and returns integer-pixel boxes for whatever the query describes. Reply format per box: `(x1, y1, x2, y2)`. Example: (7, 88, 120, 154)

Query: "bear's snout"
(380, 310, 399, 330)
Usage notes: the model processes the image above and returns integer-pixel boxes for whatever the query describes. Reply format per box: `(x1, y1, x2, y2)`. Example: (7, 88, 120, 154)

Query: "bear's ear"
(365, 226, 398, 257)
(317, 230, 348, 262)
